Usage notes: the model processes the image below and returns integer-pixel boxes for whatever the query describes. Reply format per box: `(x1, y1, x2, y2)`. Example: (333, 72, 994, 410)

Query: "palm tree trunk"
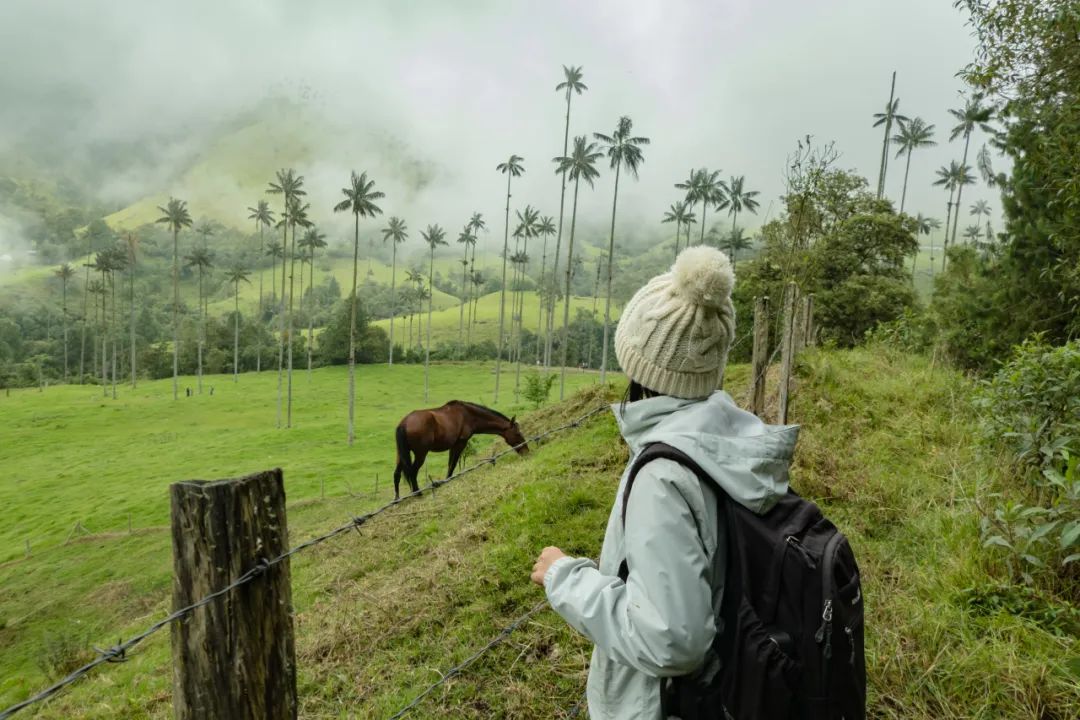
(951, 133, 973, 248)
(277, 219, 287, 429)
(425, 250, 434, 402)
(101, 271, 108, 396)
(459, 252, 468, 352)
(389, 242, 398, 365)
(673, 219, 681, 260)
(547, 89, 574, 370)
(877, 71, 897, 199)
(129, 257, 136, 388)
(600, 161, 621, 385)
(494, 173, 512, 402)
(287, 222, 298, 427)
(730, 210, 740, 258)
(257, 225, 263, 373)
(899, 150, 913, 213)
(536, 233, 548, 363)
(514, 237, 528, 398)
(699, 200, 709, 246)
(942, 191, 955, 272)
(467, 243, 477, 349)
(111, 277, 117, 399)
(79, 234, 92, 384)
(61, 279, 68, 382)
(587, 256, 602, 370)
(347, 213, 359, 446)
(173, 228, 179, 400)
(234, 282, 240, 382)
(308, 249, 316, 376)
(559, 176, 581, 400)
(197, 269, 203, 395)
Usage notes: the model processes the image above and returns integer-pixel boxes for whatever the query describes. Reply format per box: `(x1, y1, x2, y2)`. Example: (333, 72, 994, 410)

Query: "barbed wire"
(0, 403, 612, 720)
(741, 338, 785, 408)
(387, 598, 551, 719)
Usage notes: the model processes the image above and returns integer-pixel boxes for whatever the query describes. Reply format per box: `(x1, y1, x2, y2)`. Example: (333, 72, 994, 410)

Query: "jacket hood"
(613, 391, 799, 514)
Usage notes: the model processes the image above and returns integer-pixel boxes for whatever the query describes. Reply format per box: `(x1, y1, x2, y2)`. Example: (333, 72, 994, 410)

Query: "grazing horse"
(393, 401, 529, 499)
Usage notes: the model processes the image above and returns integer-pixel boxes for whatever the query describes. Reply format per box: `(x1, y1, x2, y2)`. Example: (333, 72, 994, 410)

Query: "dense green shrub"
(974, 338, 1080, 592)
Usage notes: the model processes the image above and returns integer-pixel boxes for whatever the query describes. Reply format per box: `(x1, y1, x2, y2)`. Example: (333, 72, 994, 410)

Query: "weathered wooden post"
(170, 469, 297, 720)
(750, 296, 770, 416)
(778, 282, 798, 424)
(794, 295, 809, 352)
(805, 294, 816, 347)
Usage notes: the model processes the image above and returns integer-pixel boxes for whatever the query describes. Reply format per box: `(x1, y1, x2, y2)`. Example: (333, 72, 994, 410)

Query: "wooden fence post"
(794, 295, 809, 352)
(778, 282, 798, 424)
(805, 294, 816, 347)
(751, 296, 770, 416)
(170, 469, 297, 720)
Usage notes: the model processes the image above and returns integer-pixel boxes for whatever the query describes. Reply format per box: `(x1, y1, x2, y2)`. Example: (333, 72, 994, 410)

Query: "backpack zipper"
(785, 535, 817, 569)
(814, 599, 834, 659)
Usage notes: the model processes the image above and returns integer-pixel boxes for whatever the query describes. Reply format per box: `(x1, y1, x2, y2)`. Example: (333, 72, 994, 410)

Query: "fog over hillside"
(0, 0, 990, 253)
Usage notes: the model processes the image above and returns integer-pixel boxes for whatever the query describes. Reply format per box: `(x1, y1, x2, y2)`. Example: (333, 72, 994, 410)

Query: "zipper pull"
(845, 626, 855, 665)
(786, 535, 817, 569)
(819, 600, 834, 659)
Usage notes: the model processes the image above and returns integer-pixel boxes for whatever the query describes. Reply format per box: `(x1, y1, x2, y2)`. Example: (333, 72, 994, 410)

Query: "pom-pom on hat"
(614, 246, 736, 399)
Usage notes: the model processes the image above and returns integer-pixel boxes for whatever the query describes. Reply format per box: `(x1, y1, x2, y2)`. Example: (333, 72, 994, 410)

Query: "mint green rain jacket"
(544, 391, 798, 720)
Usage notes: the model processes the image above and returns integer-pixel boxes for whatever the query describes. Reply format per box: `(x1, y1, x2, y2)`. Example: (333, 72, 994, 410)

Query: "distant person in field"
(530, 246, 798, 719)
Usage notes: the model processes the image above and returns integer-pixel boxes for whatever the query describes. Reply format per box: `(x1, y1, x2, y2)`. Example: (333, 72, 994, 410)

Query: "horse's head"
(503, 416, 530, 455)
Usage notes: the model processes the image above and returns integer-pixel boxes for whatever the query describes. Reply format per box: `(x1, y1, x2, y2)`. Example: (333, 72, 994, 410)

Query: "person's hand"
(530, 546, 567, 587)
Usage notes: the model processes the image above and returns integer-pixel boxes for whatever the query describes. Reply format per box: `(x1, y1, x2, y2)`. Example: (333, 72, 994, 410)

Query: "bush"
(522, 372, 557, 409)
(974, 338, 1080, 592)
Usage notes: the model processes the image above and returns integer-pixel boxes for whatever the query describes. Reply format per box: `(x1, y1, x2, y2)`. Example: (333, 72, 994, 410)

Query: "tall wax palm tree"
(913, 213, 933, 282)
(494, 154, 524, 402)
(381, 216, 408, 364)
(333, 170, 384, 446)
(284, 198, 312, 425)
(248, 200, 275, 373)
(299, 226, 327, 375)
(726, 227, 753, 268)
(548, 65, 587, 370)
(947, 95, 994, 247)
(421, 224, 448, 401)
(265, 243, 283, 306)
(124, 232, 139, 388)
(469, 270, 485, 342)
(511, 205, 538, 384)
(405, 269, 424, 350)
(679, 168, 727, 246)
(155, 197, 193, 400)
(534, 215, 556, 362)
(107, 246, 127, 399)
(184, 246, 215, 394)
(892, 117, 937, 213)
(90, 250, 115, 395)
(934, 161, 973, 271)
(465, 212, 486, 350)
(924, 217, 942, 279)
(86, 278, 105, 390)
(267, 169, 306, 428)
(225, 265, 251, 382)
(54, 263, 75, 381)
(456, 225, 476, 350)
(77, 225, 97, 384)
(970, 200, 992, 242)
(595, 116, 649, 385)
(587, 253, 605, 370)
(662, 201, 692, 259)
(726, 175, 760, 240)
(682, 208, 697, 255)
(872, 72, 909, 199)
(553, 135, 602, 399)
(964, 225, 982, 245)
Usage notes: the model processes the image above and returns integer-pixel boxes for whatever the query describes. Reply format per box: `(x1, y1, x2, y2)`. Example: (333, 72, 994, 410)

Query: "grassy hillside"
(373, 291, 617, 349)
(3, 350, 1077, 718)
(0, 362, 606, 713)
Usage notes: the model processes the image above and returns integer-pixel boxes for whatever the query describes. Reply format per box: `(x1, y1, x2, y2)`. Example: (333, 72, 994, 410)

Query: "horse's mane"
(448, 400, 511, 422)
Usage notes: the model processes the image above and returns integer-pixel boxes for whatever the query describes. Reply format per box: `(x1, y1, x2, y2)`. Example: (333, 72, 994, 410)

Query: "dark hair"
(620, 380, 661, 413)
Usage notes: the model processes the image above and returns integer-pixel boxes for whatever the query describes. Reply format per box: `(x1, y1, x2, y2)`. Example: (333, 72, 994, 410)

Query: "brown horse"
(393, 401, 529, 499)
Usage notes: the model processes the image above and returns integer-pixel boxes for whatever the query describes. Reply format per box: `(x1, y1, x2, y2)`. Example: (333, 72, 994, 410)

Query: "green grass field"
(2, 351, 1077, 718)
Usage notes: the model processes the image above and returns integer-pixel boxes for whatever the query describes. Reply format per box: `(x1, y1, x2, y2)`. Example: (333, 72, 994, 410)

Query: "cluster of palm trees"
(664, 171, 761, 267)
(871, 75, 998, 277)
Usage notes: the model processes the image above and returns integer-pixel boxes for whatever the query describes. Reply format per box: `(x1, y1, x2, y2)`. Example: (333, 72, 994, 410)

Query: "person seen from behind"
(530, 245, 799, 719)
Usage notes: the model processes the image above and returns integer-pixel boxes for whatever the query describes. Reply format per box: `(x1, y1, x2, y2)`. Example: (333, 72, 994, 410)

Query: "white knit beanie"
(614, 246, 736, 399)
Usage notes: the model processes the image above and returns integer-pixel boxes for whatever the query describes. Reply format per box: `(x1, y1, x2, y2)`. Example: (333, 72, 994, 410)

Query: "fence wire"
(0, 403, 611, 720)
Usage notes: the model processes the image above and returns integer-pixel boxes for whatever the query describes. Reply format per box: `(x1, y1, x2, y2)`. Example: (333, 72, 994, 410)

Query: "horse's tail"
(395, 424, 413, 475)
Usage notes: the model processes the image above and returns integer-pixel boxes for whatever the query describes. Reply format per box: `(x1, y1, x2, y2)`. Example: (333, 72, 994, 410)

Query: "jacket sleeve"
(544, 460, 717, 677)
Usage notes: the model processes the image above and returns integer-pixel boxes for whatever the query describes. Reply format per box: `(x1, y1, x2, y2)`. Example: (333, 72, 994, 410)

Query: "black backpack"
(619, 443, 866, 720)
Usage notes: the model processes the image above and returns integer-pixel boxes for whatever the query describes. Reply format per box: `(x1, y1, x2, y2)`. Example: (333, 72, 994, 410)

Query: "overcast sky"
(0, 0, 999, 249)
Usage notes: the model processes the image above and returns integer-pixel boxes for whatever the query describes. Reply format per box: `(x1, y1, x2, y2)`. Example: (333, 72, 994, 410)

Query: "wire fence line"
(0, 403, 612, 720)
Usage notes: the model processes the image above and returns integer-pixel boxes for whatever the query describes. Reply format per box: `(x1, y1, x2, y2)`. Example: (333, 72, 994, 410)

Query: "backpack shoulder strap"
(621, 442, 722, 526)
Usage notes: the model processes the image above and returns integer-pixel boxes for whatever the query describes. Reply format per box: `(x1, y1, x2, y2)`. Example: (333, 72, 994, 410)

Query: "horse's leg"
(410, 450, 427, 493)
(393, 461, 403, 500)
(447, 439, 468, 479)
